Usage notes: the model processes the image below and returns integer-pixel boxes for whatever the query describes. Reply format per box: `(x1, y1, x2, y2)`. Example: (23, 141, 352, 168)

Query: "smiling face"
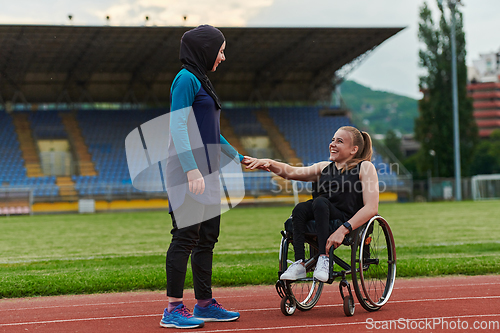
(329, 129, 359, 163)
(211, 41, 226, 72)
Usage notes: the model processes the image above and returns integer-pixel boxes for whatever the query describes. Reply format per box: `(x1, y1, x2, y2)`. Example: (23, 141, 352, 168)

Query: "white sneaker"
(313, 255, 330, 282)
(280, 259, 306, 280)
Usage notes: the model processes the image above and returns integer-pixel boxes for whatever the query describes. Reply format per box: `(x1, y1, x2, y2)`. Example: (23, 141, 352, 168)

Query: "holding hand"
(325, 225, 350, 253)
(240, 156, 257, 166)
(187, 169, 205, 195)
(246, 158, 273, 172)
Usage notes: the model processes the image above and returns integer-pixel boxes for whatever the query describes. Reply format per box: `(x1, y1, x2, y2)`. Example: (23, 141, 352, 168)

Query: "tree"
(470, 130, 500, 175)
(415, 1, 478, 178)
(384, 129, 404, 161)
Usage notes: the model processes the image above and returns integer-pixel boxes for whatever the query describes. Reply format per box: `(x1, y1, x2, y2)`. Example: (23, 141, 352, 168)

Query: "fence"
(413, 177, 472, 202)
(0, 188, 33, 215)
(0, 171, 412, 204)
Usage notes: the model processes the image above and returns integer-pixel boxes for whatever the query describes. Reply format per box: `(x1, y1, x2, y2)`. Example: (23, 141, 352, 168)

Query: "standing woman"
(162, 25, 250, 329)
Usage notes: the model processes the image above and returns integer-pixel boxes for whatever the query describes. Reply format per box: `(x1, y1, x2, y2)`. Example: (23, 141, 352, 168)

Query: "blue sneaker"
(193, 299, 240, 322)
(160, 305, 205, 329)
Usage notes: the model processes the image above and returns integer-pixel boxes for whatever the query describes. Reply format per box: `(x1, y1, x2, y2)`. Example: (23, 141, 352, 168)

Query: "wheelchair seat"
(283, 182, 353, 246)
(284, 216, 353, 246)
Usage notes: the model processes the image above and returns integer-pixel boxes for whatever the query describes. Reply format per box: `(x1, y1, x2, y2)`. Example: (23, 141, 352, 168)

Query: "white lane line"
(2, 292, 500, 313)
(316, 281, 500, 294)
(1, 279, 499, 313)
(191, 314, 500, 333)
(393, 281, 500, 290)
(242, 295, 500, 312)
(4, 313, 499, 331)
(1, 295, 500, 327)
(0, 314, 159, 327)
(391, 295, 500, 304)
(0, 299, 165, 312)
(240, 295, 500, 312)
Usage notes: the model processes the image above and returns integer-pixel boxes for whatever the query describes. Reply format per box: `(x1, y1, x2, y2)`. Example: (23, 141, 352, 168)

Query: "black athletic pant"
(291, 197, 347, 261)
(166, 213, 220, 300)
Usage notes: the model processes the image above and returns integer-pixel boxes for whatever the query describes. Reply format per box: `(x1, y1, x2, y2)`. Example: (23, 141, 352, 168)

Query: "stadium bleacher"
(0, 112, 26, 181)
(0, 112, 25, 184)
(29, 110, 68, 139)
(73, 109, 166, 196)
(0, 111, 59, 198)
(225, 106, 399, 189)
(267, 106, 352, 166)
(225, 107, 267, 136)
(0, 107, 399, 202)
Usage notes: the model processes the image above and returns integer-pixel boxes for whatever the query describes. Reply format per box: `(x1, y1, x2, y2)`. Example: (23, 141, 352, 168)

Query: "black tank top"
(316, 162, 365, 219)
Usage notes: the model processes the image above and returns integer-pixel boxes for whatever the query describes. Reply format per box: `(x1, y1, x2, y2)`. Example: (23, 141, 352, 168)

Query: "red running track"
(1, 275, 500, 333)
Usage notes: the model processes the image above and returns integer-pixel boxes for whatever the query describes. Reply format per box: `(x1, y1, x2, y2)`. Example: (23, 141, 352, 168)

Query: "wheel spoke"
(352, 217, 396, 311)
(282, 239, 323, 311)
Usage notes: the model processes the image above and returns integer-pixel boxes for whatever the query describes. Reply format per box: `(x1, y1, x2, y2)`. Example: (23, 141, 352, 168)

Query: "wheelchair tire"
(343, 295, 355, 317)
(279, 236, 323, 312)
(280, 296, 296, 316)
(351, 216, 396, 312)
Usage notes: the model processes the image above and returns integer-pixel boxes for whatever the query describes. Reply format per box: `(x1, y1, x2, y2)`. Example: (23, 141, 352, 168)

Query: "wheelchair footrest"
(275, 280, 287, 299)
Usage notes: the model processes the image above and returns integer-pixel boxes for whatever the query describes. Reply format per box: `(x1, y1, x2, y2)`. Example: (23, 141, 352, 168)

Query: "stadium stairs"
(255, 109, 302, 166)
(254, 109, 302, 190)
(55, 176, 78, 200)
(60, 112, 97, 177)
(11, 113, 43, 177)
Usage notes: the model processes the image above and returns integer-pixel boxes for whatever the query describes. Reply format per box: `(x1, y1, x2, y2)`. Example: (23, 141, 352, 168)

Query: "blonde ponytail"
(338, 126, 373, 172)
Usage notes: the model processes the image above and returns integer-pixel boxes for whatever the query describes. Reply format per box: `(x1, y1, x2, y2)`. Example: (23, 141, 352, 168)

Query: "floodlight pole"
(450, 1, 462, 201)
(440, 0, 462, 201)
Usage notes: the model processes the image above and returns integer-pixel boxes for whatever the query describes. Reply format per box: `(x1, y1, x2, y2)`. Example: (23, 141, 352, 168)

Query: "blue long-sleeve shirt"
(169, 68, 243, 173)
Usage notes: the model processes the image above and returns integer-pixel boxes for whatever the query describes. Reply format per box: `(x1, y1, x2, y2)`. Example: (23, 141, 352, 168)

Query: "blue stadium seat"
(1, 107, 394, 199)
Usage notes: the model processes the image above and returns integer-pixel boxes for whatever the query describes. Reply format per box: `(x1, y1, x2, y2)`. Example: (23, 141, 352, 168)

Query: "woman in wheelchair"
(247, 126, 379, 282)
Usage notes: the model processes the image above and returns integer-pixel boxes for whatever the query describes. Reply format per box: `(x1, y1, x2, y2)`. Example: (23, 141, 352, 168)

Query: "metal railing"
(0, 171, 412, 203)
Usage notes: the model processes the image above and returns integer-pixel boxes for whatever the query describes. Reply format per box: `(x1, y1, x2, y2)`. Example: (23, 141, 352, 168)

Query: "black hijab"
(180, 25, 225, 110)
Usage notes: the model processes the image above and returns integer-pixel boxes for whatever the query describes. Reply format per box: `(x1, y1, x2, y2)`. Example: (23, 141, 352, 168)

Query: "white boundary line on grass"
(3, 239, 500, 263)
(0, 250, 278, 264)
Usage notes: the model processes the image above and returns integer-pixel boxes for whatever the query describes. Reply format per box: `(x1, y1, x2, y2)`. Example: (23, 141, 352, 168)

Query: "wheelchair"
(275, 213, 396, 317)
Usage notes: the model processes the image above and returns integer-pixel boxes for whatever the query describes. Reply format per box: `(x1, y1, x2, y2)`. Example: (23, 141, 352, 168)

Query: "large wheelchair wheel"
(351, 216, 396, 312)
(279, 235, 323, 311)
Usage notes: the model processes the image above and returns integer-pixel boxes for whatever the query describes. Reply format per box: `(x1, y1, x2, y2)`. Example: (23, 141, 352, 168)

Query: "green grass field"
(1, 200, 500, 298)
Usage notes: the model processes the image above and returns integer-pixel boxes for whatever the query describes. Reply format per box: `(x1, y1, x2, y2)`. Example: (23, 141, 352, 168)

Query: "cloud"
(245, 0, 424, 98)
(2, 0, 499, 99)
(91, 0, 273, 26)
(246, 0, 420, 27)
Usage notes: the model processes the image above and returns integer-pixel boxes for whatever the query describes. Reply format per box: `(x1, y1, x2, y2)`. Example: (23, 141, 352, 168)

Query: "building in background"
(468, 49, 500, 137)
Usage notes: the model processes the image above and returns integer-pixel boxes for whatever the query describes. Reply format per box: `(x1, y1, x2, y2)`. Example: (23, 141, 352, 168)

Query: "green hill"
(340, 80, 419, 135)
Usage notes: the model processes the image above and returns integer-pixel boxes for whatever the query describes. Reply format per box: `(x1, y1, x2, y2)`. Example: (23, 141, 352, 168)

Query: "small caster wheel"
(280, 296, 296, 316)
(343, 295, 355, 317)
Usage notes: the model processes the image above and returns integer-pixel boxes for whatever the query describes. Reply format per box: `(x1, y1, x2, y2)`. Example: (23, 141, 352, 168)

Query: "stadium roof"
(0, 25, 404, 105)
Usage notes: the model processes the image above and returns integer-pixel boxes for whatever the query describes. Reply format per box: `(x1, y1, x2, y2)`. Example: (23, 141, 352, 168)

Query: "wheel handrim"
(358, 217, 396, 308)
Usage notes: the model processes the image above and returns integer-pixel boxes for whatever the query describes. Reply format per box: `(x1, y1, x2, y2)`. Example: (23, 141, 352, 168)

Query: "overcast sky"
(1, 0, 499, 99)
